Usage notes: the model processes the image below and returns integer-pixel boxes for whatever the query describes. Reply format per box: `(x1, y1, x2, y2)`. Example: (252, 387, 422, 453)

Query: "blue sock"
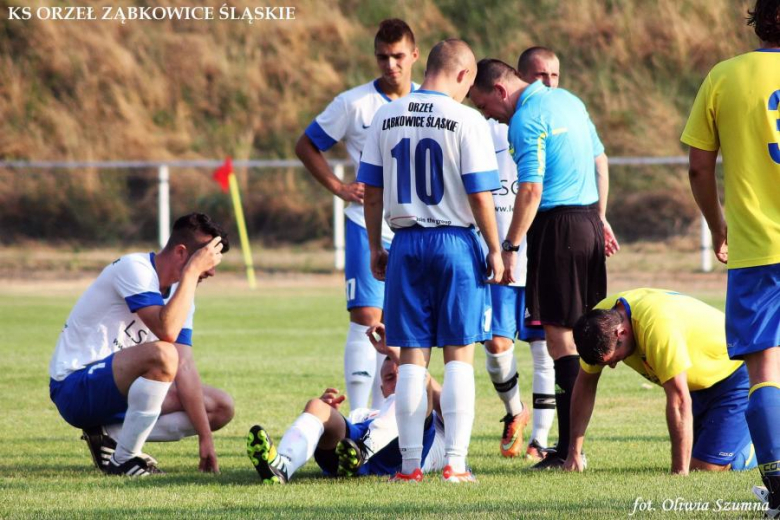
(746, 383, 780, 477)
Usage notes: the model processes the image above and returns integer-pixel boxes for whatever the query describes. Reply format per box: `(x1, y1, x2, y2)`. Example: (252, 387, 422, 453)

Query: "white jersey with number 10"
(357, 90, 500, 229)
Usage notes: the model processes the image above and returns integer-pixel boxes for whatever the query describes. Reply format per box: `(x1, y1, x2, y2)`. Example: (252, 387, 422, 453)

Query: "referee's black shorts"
(525, 204, 606, 328)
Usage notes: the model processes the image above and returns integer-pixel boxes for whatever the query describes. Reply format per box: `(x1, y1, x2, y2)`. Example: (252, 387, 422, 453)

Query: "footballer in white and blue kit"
(358, 39, 502, 483)
(48, 213, 233, 476)
(49, 252, 193, 428)
(295, 19, 420, 411)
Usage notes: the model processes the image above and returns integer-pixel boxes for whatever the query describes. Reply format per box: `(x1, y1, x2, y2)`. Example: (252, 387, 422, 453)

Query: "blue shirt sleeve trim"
(175, 328, 193, 346)
(125, 291, 165, 313)
(357, 161, 384, 187)
(304, 121, 338, 151)
(462, 170, 501, 194)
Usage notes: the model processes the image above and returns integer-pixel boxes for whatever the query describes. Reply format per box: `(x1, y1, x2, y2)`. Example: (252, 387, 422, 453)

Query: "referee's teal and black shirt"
(507, 80, 604, 210)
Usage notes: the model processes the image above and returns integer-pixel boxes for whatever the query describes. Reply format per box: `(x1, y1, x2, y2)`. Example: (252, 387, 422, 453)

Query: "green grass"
(0, 282, 764, 519)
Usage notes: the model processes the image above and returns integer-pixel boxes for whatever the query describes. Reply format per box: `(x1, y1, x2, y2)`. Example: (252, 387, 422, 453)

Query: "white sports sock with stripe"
(344, 322, 375, 410)
(530, 340, 555, 447)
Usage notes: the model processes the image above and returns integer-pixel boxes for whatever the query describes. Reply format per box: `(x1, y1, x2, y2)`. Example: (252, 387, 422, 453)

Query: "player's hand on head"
(366, 323, 386, 350)
(370, 249, 388, 281)
(339, 181, 365, 204)
(366, 323, 400, 363)
(187, 235, 224, 275)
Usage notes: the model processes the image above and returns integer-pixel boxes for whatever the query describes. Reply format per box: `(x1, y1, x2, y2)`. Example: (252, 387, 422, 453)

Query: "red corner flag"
(213, 157, 233, 192)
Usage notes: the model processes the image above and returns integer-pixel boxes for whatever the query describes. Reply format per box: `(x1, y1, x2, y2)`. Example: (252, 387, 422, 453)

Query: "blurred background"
(0, 0, 750, 278)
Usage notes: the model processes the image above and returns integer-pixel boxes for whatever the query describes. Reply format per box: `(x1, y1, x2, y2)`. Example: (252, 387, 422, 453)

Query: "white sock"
(530, 340, 555, 447)
(363, 394, 397, 459)
(146, 412, 197, 442)
(370, 352, 388, 410)
(113, 377, 171, 463)
(395, 363, 427, 474)
(484, 344, 523, 417)
(344, 322, 375, 409)
(277, 412, 325, 478)
(107, 412, 196, 442)
(442, 361, 475, 474)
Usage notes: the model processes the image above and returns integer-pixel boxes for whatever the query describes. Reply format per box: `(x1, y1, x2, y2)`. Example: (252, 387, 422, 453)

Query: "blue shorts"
(691, 365, 752, 466)
(490, 285, 546, 342)
(345, 219, 390, 310)
(314, 414, 436, 476)
(726, 262, 780, 359)
(384, 226, 491, 348)
(49, 353, 127, 429)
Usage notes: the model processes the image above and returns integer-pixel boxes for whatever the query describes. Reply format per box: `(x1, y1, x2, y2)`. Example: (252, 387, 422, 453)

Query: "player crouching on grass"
(564, 289, 756, 475)
(247, 324, 447, 483)
(48, 213, 235, 476)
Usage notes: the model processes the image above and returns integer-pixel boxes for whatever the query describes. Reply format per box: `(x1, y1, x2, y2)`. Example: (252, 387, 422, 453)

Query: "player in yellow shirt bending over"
(563, 289, 755, 475)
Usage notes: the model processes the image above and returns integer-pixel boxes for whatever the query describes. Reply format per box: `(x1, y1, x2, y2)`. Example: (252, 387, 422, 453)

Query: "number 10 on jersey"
(391, 138, 445, 206)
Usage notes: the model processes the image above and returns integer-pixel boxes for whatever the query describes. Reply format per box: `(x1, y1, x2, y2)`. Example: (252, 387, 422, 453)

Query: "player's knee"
(485, 336, 513, 354)
(349, 306, 381, 326)
(150, 341, 179, 378)
(690, 457, 729, 472)
(210, 391, 235, 431)
(304, 398, 331, 421)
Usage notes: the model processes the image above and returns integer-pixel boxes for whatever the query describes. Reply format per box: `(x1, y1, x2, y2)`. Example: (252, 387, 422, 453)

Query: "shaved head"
(517, 46, 557, 75)
(426, 38, 475, 75)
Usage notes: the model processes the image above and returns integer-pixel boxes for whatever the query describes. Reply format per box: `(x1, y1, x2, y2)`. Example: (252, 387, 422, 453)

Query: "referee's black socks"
(553, 355, 580, 456)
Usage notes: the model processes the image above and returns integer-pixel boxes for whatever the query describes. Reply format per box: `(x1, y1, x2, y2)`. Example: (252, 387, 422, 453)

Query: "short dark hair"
(166, 213, 230, 254)
(517, 46, 558, 75)
(375, 18, 415, 48)
(573, 309, 622, 365)
(747, 0, 780, 45)
(472, 58, 520, 93)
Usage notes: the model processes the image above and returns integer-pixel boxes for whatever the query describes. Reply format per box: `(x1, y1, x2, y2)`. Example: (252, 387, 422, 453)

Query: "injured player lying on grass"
(246, 326, 446, 483)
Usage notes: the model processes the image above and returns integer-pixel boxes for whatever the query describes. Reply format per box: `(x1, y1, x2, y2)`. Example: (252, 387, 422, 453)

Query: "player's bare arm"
(502, 181, 542, 284)
(467, 190, 503, 284)
(564, 368, 601, 472)
(595, 153, 620, 257)
(363, 184, 388, 281)
(662, 372, 693, 475)
(295, 134, 365, 204)
(687, 147, 727, 264)
(137, 236, 224, 342)
(170, 344, 220, 473)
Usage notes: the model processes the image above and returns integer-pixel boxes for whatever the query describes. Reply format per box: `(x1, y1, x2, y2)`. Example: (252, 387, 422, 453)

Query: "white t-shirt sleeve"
(460, 114, 501, 194)
(356, 113, 384, 187)
(113, 256, 164, 313)
(304, 94, 349, 151)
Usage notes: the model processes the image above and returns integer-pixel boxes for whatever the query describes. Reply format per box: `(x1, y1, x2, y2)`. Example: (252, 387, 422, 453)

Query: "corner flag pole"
(213, 158, 257, 289)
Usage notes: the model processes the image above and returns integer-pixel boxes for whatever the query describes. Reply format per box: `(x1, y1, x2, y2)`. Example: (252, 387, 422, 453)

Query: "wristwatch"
(501, 239, 520, 252)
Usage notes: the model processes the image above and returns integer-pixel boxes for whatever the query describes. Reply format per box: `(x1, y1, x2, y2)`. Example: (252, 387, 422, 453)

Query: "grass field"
(0, 274, 767, 519)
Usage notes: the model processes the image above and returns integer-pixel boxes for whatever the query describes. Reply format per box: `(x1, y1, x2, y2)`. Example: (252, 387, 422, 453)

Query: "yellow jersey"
(580, 289, 742, 391)
(681, 50, 780, 269)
